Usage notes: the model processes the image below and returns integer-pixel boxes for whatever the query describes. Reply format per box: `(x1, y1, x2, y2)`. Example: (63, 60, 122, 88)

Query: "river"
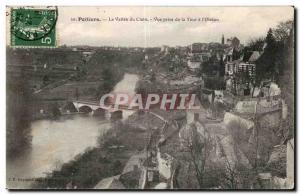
(7, 73, 139, 189)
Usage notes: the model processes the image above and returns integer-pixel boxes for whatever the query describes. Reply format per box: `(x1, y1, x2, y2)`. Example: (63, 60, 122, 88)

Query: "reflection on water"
(7, 115, 110, 188)
(113, 73, 139, 95)
(112, 73, 139, 120)
(7, 73, 139, 189)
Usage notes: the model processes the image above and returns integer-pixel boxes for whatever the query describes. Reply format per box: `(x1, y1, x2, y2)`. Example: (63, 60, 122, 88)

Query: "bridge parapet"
(72, 100, 133, 112)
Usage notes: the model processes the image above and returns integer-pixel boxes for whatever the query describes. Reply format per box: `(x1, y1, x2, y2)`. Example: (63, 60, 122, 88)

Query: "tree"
(273, 20, 293, 42)
(245, 37, 265, 52)
(43, 75, 50, 86)
(49, 103, 61, 118)
(180, 124, 212, 187)
(221, 122, 256, 189)
(218, 151, 255, 189)
(201, 54, 220, 75)
(278, 20, 294, 139)
(255, 20, 293, 85)
(219, 56, 225, 77)
(102, 68, 114, 92)
(255, 28, 278, 84)
(7, 75, 32, 157)
(227, 120, 249, 150)
(97, 67, 115, 97)
(266, 28, 276, 46)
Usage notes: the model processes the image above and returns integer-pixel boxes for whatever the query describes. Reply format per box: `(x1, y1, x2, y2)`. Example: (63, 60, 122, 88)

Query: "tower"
(221, 34, 225, 45)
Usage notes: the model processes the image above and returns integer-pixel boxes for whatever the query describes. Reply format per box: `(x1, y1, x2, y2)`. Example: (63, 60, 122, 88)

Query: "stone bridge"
(71, 100, 131, 119)
(72, 100, 104, 112)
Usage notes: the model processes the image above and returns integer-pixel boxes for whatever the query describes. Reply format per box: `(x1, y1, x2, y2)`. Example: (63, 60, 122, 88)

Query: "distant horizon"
(58, 40, 239, 48)
(54, 33, 275, 48)
(6, 6, 294, 48)
(54, 7, 293, 47)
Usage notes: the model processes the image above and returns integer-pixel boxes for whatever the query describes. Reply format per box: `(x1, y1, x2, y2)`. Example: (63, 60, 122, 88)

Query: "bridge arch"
(78, 105, 93, 113)
(111, 110, 123, 120)
(63, 102, 78, 113)
(93, 108, 106, 116)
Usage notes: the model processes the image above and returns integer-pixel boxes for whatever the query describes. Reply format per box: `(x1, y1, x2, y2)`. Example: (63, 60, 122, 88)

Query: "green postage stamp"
(10, 6, 58, 47)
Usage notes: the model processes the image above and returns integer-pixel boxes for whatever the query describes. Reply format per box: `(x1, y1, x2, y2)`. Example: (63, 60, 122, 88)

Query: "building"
(157, 150, 174, 179)
(161, 45, 169, 53)
(224, 50, 261, 96)
(190, 43, 201, 53)
(190, 43, 209, 54)
(224, 50, 260, 78)
(187, 59, 201, 70)
(226, 37, 240, 49)
(255, 138, 294, 189)
(187, 52, 210, 71)
(234, 100, 257, 115)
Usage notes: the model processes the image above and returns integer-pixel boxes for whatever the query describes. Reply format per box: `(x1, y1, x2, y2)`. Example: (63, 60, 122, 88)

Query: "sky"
(56, 6, 294, 47)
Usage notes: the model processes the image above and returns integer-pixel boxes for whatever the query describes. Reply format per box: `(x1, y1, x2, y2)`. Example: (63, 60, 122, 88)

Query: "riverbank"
(31, 116, 149, 189)
(19, 73, 140, 189)
(7, 72, 142, 190)
(6, 114, 112, 189)
(30, 106, 188, 189)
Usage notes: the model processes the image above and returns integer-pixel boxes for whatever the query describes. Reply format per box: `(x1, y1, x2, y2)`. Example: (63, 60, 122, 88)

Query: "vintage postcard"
(6, 6, 295, 190)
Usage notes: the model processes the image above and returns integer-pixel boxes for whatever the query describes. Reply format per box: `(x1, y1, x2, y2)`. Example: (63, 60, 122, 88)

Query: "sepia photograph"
(5, 6, 295, 190)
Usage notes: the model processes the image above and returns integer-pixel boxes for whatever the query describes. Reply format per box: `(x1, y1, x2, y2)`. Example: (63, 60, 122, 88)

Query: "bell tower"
(221, 34, 225, 45)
